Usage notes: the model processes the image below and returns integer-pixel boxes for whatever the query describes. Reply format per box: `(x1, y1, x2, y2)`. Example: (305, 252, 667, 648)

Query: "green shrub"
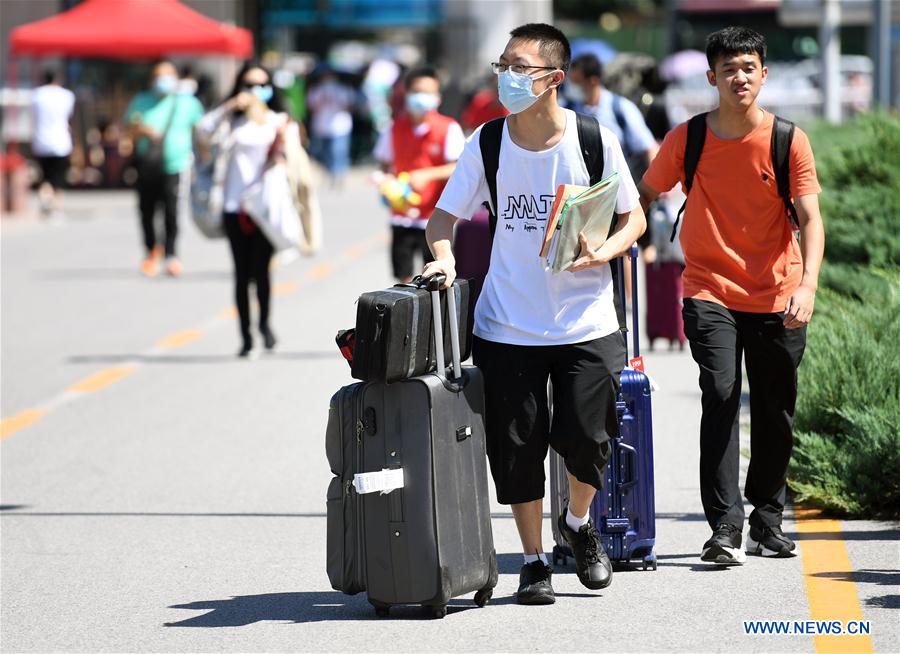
(789, 287, 900, 518)
(819, 186, 900, 266)
(814, 112, 900, 191)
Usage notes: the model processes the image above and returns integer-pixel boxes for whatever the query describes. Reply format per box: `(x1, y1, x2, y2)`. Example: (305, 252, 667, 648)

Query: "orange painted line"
(0, 408, 49, 440)
(273, 281, 299, 296)
(156, 329, 204, 349)
(795, 508, 873, 653)
(219, 306, 238, 320)
(343, 244, 367, 259)
(307, 262, 335, 279)
(67, 366, 136, 394)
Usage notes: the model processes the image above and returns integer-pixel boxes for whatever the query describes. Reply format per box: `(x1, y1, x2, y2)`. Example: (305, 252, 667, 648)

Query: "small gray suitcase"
(326, 276, 497, 618)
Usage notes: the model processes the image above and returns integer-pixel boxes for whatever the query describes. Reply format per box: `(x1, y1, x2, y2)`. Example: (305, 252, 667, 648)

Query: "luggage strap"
(672, 112, 798, 242)
(380, 288, 421, 379)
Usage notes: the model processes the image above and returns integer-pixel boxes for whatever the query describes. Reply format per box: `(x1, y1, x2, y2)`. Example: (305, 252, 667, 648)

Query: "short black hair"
(226, 60, 285, 113)
(570, 53, 603, 82)
(42, 69, 60, 85)
(405, 66, 439, 88)
(706, 27, 767, 70)
(509, 23, 571, 72)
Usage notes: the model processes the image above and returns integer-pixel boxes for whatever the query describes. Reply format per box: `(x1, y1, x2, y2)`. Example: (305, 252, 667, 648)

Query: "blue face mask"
(405, 92, 440, 117)
(497, 68, 556, 114)
(153, 75, 178, 96)
(251, 84, 274, 104)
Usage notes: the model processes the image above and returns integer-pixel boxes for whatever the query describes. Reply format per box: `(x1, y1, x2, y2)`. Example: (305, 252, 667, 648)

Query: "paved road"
(2, 176, 897, 653)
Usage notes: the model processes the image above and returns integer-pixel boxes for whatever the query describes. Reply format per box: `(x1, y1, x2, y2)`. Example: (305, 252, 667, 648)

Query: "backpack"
(477, 113, 626, 330)
(670, 112, 798, 242)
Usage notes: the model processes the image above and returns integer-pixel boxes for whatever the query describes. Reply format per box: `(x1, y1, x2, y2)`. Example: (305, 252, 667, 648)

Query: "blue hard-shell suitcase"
(549, 246, 657, 570)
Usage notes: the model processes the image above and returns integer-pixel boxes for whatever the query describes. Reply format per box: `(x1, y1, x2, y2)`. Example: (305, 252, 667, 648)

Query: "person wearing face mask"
(125, 60, 204, 277)
(424, 24, 646, 605)
(196, 62, 322, 357)
(373, 66, 465, 283)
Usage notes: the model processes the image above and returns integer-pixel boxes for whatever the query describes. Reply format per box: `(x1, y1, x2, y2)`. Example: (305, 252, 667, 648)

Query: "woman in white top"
(197, 63, 289, 357)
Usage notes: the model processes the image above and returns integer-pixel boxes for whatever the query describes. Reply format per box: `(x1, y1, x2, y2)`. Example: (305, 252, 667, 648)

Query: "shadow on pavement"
(656, 512, 707, 522)
(793, 529, 900, 542)
(865, 594, 898, 610)
(36, 268, 231, 282)
(165, 591, 502, 626)
(0, 510, 325, 518)
(811, 569, 898, 586)
(67, 352, 338, 365)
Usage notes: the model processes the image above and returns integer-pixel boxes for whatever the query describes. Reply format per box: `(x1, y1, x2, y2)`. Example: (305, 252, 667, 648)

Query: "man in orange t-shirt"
(639, 27, 825, 566)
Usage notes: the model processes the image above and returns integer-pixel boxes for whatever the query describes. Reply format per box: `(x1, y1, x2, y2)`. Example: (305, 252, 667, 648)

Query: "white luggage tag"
(352, 468, 404, 495)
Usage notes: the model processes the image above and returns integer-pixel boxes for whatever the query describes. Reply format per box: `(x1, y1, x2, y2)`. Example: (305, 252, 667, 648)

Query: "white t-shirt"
(307, 81, 355, 138)
(31, 85, 75, 157)
(436, 109, 640, 346)
(223, 111, 289, 213)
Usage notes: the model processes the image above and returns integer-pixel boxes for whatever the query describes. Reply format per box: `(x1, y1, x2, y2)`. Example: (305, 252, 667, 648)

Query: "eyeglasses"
(491, 62, 558, 75)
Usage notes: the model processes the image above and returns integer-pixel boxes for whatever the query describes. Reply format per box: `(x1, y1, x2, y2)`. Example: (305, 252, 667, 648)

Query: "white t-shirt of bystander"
(435, 108, 640, 346)
(307, 81, 355, 139)
(31, 84, 76, 157)
(222, 111, 289, 213)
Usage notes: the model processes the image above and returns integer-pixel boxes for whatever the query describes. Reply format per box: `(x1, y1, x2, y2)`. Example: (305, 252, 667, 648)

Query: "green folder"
(549, 172, 620, 273)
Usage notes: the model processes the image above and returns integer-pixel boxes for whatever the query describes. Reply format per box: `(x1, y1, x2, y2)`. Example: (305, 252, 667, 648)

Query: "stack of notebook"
(540, 172, 620, 273)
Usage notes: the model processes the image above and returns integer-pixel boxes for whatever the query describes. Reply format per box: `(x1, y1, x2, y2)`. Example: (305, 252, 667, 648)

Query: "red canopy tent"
(10, 0, 253, 59)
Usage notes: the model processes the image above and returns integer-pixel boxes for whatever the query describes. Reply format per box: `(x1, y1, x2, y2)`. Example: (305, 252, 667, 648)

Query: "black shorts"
(391, 225, 434, 279)
(473, 332, 625, 505)
(37, 155, 69, 190)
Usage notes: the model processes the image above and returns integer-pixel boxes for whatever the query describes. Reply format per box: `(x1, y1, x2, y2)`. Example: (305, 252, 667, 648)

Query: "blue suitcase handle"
(619, 441, 638, 489)
(615, 244, 641, 364)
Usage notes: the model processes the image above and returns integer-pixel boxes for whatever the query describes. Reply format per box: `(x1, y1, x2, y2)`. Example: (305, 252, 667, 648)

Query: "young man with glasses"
(424, 23, 646, 604)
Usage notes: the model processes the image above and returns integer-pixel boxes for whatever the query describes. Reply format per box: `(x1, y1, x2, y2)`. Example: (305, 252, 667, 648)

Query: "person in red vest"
(374, 66, 466, 282)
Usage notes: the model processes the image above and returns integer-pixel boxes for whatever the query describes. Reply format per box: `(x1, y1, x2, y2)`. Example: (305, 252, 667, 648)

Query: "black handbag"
(134, 99, 177, 184)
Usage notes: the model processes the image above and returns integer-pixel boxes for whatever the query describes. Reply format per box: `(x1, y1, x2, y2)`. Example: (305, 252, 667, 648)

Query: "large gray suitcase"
(326, 276, 497, 618)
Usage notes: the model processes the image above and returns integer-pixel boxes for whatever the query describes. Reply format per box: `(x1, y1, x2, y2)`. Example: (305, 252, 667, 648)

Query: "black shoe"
(261, 326, 277, 351)
(238, 340, 253, 358)
(516, 561, 555, 605)
(701, 523, 746, 565)
(746, 524, 796, 558)
(557, 510, 613, 590)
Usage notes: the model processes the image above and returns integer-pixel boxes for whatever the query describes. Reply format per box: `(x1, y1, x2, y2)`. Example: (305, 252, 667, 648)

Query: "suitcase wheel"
(474, 588, 492, 608)
(642, 554, 658, 571)
(430, 605, 448, 619)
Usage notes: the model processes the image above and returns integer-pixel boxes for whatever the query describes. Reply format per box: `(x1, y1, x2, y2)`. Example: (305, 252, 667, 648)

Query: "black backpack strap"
(671, 112, 709, 242)
(478, 117, 506, 240)
(575, 112, 604, 185)
(771, 115, 799, 229)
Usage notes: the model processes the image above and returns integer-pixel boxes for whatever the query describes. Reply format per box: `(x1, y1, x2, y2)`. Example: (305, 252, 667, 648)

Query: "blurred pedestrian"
(639, 27, 825, 565)
(566, 53, 658, 303)
(125, 60, 203, 277)
(460, 77, 509, 134)
(31, 69, 75, 220)
(306, 69, 355, 187)
(373, 66, 465, 283)
(196, 62, 321, 358)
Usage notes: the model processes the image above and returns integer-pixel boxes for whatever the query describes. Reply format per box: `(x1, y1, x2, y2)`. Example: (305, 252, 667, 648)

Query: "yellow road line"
(156, 329, 204, 349)
(795, 508, 873, 653)
(273, 281, 299, 296)
(219, 306, 238, 320)
(67, 366, 136, 394)
(0, 409, 49, 440)
(343, 244, 367, 259)
(308, 262, 335, 279)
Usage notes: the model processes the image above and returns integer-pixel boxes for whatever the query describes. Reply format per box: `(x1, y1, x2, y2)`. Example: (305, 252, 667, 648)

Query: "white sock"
(523, 552, 548, 565)
(566, 506, 590, 532)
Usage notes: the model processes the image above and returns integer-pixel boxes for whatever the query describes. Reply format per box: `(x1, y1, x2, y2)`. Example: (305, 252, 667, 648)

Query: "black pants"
(473, 333, 624, 505)
(137, 172, 180, 257)
(224, 212, 275, 343)
(682, 298, 806, 531)
(391, 226, 433, 280)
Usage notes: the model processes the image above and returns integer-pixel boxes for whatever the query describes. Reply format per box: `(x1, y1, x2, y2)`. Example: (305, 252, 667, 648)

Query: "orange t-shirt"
(643, 111, 820, 313)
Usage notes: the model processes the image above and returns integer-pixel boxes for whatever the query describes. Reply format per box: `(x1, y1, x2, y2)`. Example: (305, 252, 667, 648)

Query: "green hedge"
(788, 113, 900, 518)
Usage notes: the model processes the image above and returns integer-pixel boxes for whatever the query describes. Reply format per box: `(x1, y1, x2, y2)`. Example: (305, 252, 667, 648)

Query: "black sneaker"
(746, 524, 796, 558)
(701, 523, 746, 565)
(557, 511, 613, 590)
(516, 561, 555, 605)
(261, 326, 277, 351)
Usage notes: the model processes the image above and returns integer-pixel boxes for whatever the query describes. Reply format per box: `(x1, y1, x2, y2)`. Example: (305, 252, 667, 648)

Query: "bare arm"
(783, 194, 825, 329)
(637, 179, 661, 215)
(422, 208, 460, 288)
(408, 162, 458, 188)
(569, 204, 647, 273)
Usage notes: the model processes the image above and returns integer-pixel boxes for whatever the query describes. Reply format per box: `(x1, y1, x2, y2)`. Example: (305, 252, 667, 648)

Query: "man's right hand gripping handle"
(423, 208, 460, 289)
